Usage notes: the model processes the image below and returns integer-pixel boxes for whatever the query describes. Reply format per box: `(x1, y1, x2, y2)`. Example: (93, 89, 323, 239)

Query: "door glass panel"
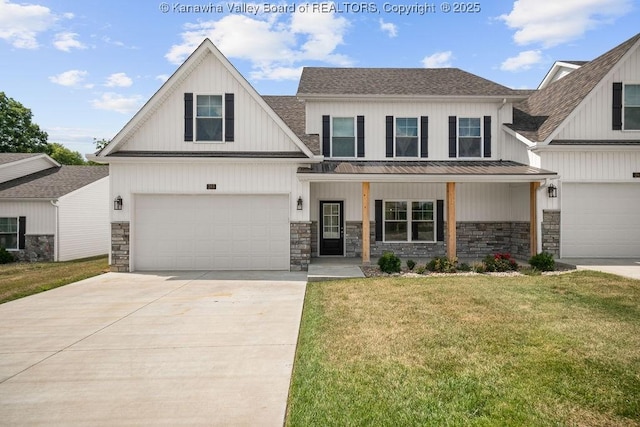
(323, 203, 340, 239)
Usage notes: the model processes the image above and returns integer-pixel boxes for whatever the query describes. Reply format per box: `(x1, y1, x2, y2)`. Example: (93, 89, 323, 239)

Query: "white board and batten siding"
(57, 177, 110, 261)
(542, 151, 640, 182)
(119, 52, 301, 154)
(0, 201, 56, 234)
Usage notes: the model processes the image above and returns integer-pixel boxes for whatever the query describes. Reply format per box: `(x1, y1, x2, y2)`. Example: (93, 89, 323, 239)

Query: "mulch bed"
(360, 263, 576, 278)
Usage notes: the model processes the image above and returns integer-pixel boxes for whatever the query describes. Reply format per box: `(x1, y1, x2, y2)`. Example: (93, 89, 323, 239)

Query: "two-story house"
(90, 32, 640, 272)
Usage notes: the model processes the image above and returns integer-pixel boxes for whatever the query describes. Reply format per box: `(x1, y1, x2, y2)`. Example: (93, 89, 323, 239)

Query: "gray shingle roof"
(263, 95, 320, 155)
(0, 166, 109, 199)
(511, 32, 640, 142)
(297, 67, 522, 97)
(0, 153, 42, 166)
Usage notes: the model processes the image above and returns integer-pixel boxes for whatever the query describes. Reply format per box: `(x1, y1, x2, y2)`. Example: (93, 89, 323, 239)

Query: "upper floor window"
(332, 117, 355, 157)
(458, 117, 482, 157)
(0, 217, 18, 250)
(196, 95, 223, 141)
(396, 118, 418, 157)
(624, 84, 640, 130)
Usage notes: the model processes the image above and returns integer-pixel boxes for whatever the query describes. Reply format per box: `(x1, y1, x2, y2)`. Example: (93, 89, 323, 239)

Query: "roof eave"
(296, 93, 528, 103)
(297, 172, 557, 183)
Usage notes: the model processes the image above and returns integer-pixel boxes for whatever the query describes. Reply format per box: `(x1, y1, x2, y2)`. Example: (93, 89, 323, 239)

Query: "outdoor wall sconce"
(114, 195, 123, 210)
(297, 196, 303, 210)
(547, 184, 558, 198)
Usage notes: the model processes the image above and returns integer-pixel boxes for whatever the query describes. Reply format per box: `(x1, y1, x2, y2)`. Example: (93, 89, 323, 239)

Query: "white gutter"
(50, 199, 59, 262)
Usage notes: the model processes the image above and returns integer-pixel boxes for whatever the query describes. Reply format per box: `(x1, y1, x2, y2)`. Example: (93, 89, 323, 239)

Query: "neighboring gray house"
(0, 153, 109, 261)
(90, 33, 640, 272)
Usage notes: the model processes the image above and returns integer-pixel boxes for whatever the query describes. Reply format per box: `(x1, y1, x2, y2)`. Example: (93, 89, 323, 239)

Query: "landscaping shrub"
(529, 252, 555, 272)
(426, 256, 457, 273)
(0, 247, 16, 264)
(415, 265, 426, 274)
(471, 262, 486, 273)
(483, 253, 518, 272)
(458, 262, 471, 272)
(406, 259, 416, 271)
(378, 252, 402, 274)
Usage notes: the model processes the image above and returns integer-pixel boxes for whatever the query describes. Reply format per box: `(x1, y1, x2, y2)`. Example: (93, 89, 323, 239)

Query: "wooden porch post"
(530, 181, 540, 256)
(446, 182, 456, 260)
(362, 181, 370, 265)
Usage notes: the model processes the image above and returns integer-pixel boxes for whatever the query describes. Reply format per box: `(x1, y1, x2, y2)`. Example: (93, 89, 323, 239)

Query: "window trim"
(330, 116, 357, 158)
(194, 94, 225, 143)
(382, 200, 436, 243)
(394, 117, 420, 158)
(623, 83, 640, 131)
(0, 217, 19, 251)
(457, 117, 483, 158)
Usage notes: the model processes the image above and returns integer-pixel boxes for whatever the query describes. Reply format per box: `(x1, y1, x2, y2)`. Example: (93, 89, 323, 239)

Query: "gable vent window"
(624, 84, 640, 130)
(196, 95, 223, 141)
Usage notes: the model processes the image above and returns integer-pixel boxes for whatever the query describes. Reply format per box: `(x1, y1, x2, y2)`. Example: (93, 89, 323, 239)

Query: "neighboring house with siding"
(0, 153, 109, 261)
(90, 33, 640, 272)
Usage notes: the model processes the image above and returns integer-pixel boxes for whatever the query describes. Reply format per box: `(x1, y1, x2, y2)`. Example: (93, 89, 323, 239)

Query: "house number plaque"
(206, 184, 217, 190)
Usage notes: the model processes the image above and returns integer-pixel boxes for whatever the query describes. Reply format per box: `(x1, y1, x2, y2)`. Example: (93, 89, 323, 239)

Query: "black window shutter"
(448, 116, 457, 158)
(613, 82, 623, 130)
(322, 115, 330, 157)
(436, 200, 444, 242)
(420, 116, 429, 158)
(18, 216, 26, 250)
(483, 116, 492, 158)
(225, 93, 234, 142)
(375, 200, 383, 241)
(184, 93, 193, 141)
(357, 115, 365, 157)
(385, 116, 394, 158)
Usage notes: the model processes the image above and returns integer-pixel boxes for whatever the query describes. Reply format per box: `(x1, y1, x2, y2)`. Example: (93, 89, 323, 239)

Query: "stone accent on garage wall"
(14, 235, 54, 262)
(111, 222, 130, 272)
(310, 221, 318, 258)
(541, 210, 561, 257)
(290, 222, 311, 271)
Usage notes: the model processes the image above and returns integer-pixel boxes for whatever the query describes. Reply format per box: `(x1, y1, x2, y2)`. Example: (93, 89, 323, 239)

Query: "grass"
(287, 271, 640, 426)
(0, 255, 109, 304)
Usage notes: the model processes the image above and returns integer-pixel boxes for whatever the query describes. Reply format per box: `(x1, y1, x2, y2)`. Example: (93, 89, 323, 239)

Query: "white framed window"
(332, 117, 356, 157)
(395, 117, 419, 157)
(383, 201, 435, 242)
(196, 95, 223, 141)
(0, 217, 18, 250)
(624, 84, 640, 130)
(458, 117, 482, 158)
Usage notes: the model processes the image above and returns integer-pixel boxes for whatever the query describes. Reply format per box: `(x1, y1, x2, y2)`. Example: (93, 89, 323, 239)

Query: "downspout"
(50, 200, 59, 261)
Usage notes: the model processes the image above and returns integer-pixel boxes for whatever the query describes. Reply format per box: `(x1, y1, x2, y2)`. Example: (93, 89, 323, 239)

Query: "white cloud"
(53, 31, 86, 51)
(49, 69, 91, 87)
(91, 93, 143, 114)
(499, 0, 632, 47)
(155, 74, 170, 82)
(165, 3, 351, 81)
(379, 19, 397, 38)
(500, 50, 543, 71)
(105, 72, 133, 87)
(0, 0, 56, 48)
(421, 51, 453, 68)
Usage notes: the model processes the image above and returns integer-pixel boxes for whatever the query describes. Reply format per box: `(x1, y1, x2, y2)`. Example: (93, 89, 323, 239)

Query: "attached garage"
(133, 194, 290, 270)
(562, 183, 640, 257)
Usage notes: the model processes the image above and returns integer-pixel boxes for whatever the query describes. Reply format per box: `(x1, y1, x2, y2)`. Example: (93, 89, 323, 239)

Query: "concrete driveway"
(559, 258, 640, 280)
(0, 271, 307, 426)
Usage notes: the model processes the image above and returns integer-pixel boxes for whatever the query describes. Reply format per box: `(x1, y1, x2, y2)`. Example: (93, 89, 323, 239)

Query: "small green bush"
(415, 265, 426, 274)
(378, 252, 402, 274)
(483, 253, 518, 272)
(426, 256, 457, 273)
(406, 259, 416, 271)
(529, 252, 555, 271)
(0, 247, 16, 264)
(471, 262, 486, 273)
(458, 262, 471, 272)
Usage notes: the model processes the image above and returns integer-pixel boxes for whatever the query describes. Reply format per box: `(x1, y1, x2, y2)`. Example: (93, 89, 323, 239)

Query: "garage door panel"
(134, 195, 290, 271)
(562, 183, 640, 257)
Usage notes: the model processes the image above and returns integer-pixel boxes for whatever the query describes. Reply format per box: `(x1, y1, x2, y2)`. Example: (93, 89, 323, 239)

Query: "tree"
(47, 143, 86, 165)
(0, 92, 49, 153)
(93, 138, 110, 152)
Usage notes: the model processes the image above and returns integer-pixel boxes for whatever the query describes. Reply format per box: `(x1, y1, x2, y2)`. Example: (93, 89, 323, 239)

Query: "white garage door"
(134, 194, 290, 270)
(562, 183, 640, 257)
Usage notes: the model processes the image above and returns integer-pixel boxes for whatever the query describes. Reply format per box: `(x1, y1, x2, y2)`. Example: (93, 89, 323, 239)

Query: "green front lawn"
(0, 255, 109, 304)
(287, 272, 640, 426)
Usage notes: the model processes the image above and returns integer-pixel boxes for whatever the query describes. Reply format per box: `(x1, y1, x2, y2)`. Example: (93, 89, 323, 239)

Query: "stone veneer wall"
(14, 235, 54, 262)
(290, 222, 311, 271)
(541, 210, 561, 257)
(111, 222, 130, 272)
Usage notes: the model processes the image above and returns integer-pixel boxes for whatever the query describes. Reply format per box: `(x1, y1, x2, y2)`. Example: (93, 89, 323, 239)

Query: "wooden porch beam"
(446, 182, 456, 260)
(530, 181, 540, 256)
(362, 181, 370, 265)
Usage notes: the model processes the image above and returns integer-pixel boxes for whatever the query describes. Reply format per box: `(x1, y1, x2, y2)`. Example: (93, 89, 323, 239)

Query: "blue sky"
(1, 0, 638, 157)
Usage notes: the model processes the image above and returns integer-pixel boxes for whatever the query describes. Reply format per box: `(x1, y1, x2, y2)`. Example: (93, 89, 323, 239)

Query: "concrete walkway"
(559, 258, 640, 280)
(0, 271, 307, 426)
